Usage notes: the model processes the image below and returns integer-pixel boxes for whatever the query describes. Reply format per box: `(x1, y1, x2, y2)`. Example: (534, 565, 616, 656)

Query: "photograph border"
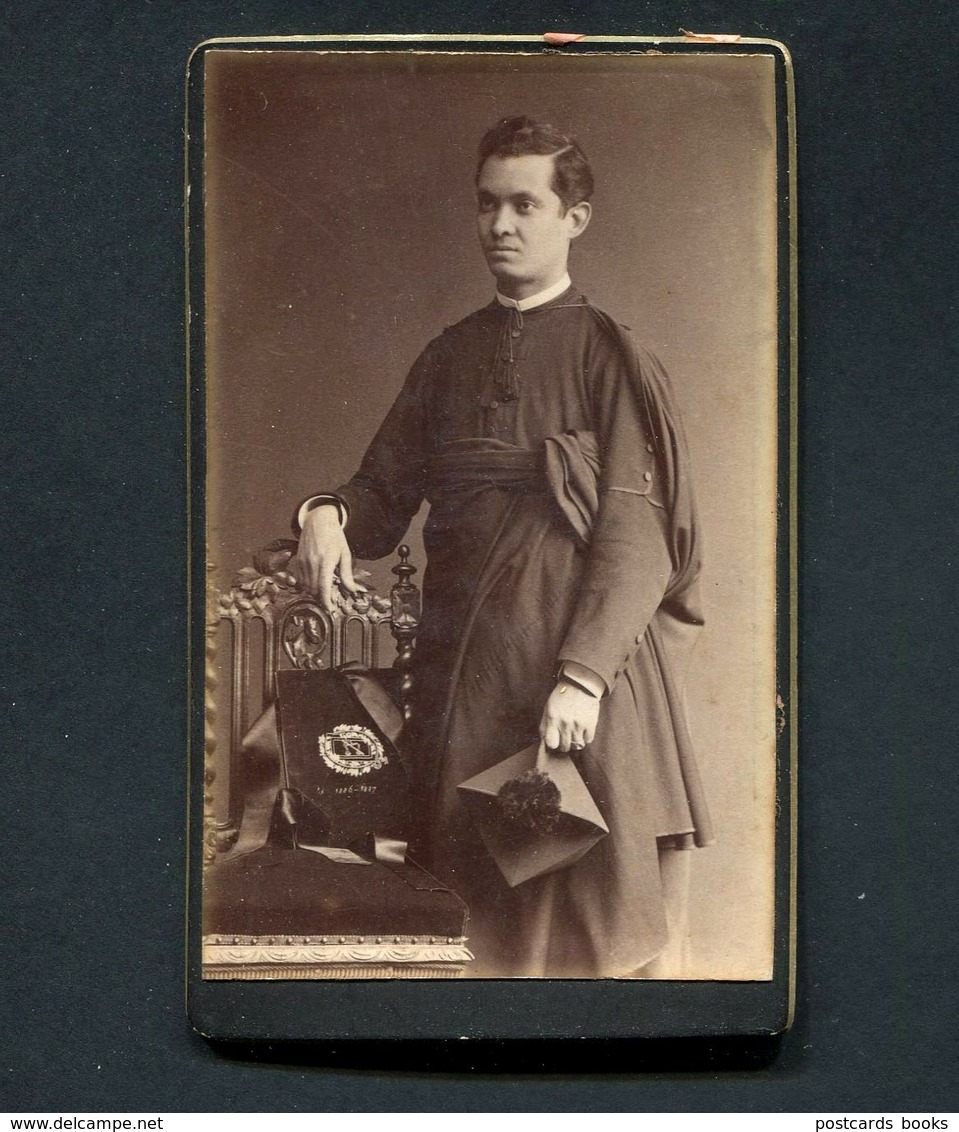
(185, 32, 798, 1041)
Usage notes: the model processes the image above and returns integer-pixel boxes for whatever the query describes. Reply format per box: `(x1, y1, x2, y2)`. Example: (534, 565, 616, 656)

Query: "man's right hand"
(294, 504, 364, 613)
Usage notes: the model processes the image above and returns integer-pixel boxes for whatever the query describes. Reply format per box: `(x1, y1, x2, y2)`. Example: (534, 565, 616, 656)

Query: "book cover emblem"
(317, 724, 387, 777)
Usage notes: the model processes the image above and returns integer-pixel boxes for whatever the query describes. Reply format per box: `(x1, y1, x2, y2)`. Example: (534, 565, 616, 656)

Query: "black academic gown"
(328, 288, 713, 976)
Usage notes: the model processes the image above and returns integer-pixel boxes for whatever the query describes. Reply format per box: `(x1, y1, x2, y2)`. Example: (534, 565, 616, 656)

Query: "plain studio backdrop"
(203, 48, 779, 979)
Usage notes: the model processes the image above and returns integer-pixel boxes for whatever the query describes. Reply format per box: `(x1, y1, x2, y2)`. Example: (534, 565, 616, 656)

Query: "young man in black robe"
(295, 117, 712, 977)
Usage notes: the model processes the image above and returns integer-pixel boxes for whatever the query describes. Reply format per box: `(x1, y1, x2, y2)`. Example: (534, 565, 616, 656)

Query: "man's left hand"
(539, 679, 601, 754)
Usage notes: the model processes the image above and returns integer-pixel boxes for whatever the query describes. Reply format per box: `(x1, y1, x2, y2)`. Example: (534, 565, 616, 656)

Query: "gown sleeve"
(556, 327, 686, 693)
(318, 340, 437, 561)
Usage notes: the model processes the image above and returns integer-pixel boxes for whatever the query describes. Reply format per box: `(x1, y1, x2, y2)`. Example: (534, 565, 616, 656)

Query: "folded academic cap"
(457, 743, 609, 888)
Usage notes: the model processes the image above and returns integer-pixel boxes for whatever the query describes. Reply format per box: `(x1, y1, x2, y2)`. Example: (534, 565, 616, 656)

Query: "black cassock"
(327, 286, 713, 976)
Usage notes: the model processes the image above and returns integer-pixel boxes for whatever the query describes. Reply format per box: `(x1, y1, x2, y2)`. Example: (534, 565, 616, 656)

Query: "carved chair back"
(204, 539, 419, 858)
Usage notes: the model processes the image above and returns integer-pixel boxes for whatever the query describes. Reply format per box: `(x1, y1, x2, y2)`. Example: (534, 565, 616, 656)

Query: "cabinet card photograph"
(192, 41, 795, 990)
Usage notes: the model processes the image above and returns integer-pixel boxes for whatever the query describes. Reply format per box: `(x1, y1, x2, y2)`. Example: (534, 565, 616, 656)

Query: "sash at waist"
(424, 439, 545, 500)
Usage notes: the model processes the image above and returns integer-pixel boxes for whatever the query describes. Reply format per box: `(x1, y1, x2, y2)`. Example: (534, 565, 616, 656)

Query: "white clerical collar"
(496, 274, 572, 312)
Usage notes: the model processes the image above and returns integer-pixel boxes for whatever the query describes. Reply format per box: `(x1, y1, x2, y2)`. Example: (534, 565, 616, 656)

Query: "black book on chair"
(273, 666, 411, 848)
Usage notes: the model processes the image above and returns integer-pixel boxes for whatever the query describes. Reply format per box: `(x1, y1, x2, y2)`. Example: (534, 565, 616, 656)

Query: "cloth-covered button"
(643, 471, 653, 482)
(489, 400, 500, 410)
(635, 632, 643, 644)
(646, 443, 655, 453)
(511, 328, 521, 338)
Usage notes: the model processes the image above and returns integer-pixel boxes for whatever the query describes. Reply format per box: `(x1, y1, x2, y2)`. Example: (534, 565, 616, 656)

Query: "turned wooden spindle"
(389, 544, 421, 721)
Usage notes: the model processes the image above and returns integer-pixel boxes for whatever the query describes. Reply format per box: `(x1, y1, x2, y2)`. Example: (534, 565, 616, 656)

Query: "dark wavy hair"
(476, 116, 594, 213)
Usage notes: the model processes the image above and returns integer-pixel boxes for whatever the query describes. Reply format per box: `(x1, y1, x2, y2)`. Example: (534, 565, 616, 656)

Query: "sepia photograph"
(195, 43, 789, 986)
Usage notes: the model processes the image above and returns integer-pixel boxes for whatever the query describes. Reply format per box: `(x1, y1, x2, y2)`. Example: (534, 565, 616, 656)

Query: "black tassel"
(497, 769, 562, 835)
(493, 307, 522, 402)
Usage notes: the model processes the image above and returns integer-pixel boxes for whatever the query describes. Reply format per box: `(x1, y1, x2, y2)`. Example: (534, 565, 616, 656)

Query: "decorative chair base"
(202, 843, 472, 980)
(202, 934, 473, 980)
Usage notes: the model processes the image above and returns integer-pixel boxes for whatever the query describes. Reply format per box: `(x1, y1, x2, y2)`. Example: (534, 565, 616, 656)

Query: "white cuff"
(296, 495, 347, 532)
(559, 661, 605, 699)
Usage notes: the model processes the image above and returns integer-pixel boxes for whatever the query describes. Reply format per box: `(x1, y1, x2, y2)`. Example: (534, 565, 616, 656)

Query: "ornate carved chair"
(201, 539, 472, 980)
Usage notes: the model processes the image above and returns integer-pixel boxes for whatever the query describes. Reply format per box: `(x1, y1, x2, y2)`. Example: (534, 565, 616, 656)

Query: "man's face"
(476, 154, 591, 300)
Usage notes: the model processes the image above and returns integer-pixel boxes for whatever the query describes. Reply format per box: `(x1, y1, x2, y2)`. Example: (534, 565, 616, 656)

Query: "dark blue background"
(3, 1, 957, 1112)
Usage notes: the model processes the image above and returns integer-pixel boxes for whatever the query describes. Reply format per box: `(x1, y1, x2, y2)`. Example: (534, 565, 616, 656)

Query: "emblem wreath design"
(317, 724, 387, 777)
